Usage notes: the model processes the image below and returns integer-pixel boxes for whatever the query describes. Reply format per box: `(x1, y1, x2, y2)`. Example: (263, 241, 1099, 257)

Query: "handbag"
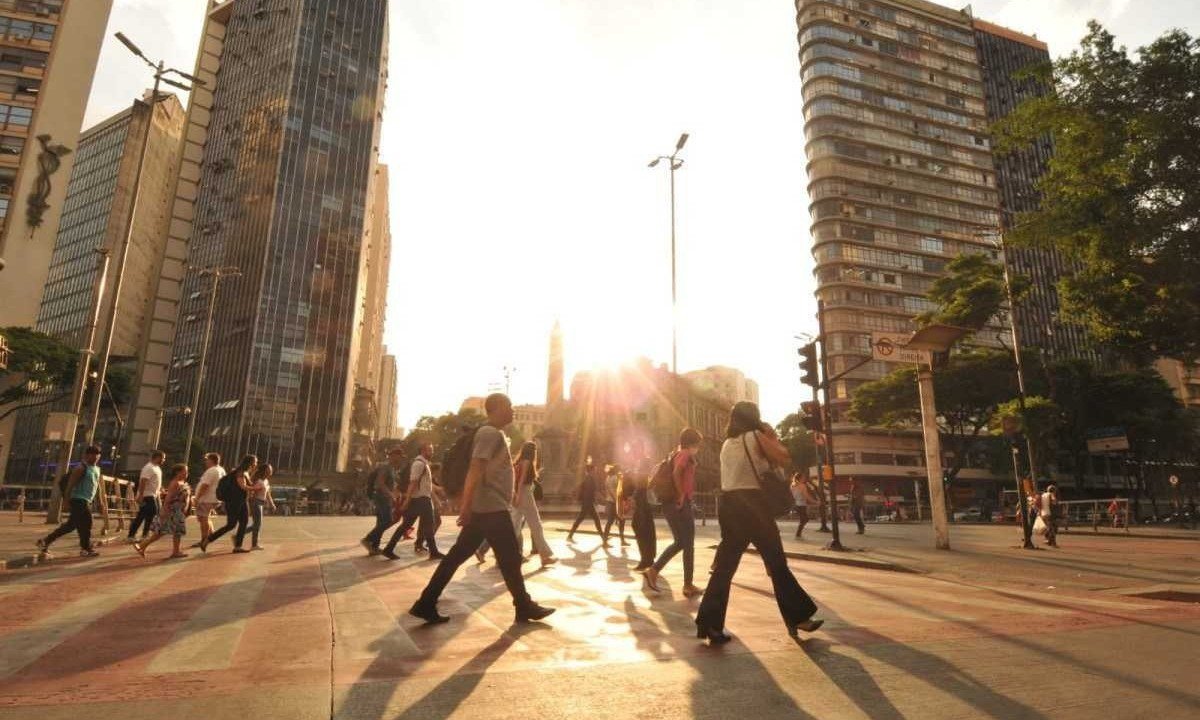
(532, 478, 545, 502)
(742, 433, 794, 518)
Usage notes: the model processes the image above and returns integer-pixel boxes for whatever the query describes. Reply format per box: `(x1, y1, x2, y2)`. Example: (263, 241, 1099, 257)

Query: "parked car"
(952, 507, 983, 522)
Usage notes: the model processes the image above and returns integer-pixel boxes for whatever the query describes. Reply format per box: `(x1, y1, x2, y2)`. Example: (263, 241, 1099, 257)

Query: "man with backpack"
(361, 446, 405, 555)
(37, 445, 103, 558)
(382, 441, 443, 559)
(409, 393, 554, 625)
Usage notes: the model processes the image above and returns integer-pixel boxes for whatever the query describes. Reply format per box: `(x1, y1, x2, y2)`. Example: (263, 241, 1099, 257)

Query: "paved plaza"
(0, 514, 1197, 719)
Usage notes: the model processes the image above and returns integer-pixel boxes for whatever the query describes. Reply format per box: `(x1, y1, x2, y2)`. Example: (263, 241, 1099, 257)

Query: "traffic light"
(799, 342, 819, 388)
(801, 400, 824, 433)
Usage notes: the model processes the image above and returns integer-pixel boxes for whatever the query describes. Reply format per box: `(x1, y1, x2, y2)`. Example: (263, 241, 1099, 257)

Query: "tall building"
(683, 365, 760, 406)
(796, 0, 1038, 503)
(973, 21, 1100, 365)
(3, 93, 186, 482)
(355, 163, 390, 405)
(0, 0, 114, 483)
(546, 319, 564, 411)
(378, 350, 398, 438)
(161, 0, 388, 477)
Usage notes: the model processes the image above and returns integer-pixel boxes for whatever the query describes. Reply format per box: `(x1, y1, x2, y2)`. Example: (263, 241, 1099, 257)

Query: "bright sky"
(83, 0, 1199, 430)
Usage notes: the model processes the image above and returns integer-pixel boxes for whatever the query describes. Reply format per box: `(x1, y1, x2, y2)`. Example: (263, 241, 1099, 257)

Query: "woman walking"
(134, 463, 192, 560)
(201, 454, 256, 554)
(645, 428, 703, 597)
(602, 464, 628, 546)
(566, 459, 605, 544)
(695, 402, 824, 645)
(629, 457, 657, 572)
(248, 462, 277, 550)
(510, 442, 557, 568)
(791, 473, 810, 539)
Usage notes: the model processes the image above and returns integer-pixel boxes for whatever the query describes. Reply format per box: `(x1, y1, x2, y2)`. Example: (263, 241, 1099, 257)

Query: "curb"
(3, 533, 125, 571)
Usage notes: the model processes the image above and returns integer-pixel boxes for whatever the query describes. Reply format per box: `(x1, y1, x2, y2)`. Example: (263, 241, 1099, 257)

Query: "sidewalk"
(0, 510, 126, 570)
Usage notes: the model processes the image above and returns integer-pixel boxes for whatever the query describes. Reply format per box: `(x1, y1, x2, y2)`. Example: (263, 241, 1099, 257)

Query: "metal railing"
(1055, 498, 1130, 534)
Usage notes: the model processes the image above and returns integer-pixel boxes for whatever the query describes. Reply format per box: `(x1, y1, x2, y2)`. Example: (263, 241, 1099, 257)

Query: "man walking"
(361, 447, 404, 555)
(193, 452, 225, 547)
(127, 450, 165, 541)
(409, 393, 554, 624)
(383, 442, 443, 560)
(37, 445, 103, 558)
(850, 477, 866, 535)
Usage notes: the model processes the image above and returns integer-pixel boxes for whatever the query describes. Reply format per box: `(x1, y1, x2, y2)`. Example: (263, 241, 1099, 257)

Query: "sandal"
(168, 552, 189, 559)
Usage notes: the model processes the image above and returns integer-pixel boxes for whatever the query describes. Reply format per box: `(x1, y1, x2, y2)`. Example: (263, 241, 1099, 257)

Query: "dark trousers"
(416, 509, 532, 610)
(208, 501, 249, 549)
(249, 499, 266, 546)
(385, 496, 438, 554)
(416, 503, 442, 550)
(45, 498, 93, 550)
(603, 501, 625, 540)
(631, 503, 656, 567)
(696, 490, 818, 632)
(852, 505, 865, 533)
(568, 499, 602, 538)
(652, 502, 695, 585)
(794, 506, 809, 538)
(128, 496, 158, 538)
(363, 497, 394, 549)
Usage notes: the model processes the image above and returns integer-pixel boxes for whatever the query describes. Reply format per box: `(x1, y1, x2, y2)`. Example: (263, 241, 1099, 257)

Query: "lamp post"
(183, 265, 240, 470)
(648, 132, 689, 374)
(86, 32, 205, 451)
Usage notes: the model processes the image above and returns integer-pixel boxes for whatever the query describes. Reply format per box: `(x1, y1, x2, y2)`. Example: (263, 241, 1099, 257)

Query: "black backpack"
(649, 451, 679, 505)
(440, 426, 481, 499)
(216, 472, 237, 503)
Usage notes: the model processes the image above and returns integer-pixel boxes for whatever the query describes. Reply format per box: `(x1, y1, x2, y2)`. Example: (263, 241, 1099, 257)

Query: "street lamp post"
(648, 132, 689, 374)
(85, 32, 204, 453)
(183, 266, 240, 470)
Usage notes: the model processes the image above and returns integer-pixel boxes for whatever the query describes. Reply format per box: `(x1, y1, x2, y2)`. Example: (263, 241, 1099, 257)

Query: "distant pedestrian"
(602, 464, 628, 546)
(361, 447, 404, 556)
(408, 393, 554, 625)
(383, 442, 443, 559)
(1108, 498, 1122, 528)
(200, 455, 256, 554)
(16, 490, 25, 522)
(415, 464, 447, 553)
(567, 459, 605, 544)
(808, 475, 829, 532)
(247, 462, 277, 550)
(629, 458, 657, 572)
(645, 428, 704, 597)
(791, 473, 810, 539)
(133, 463, 191, 560)
(37, 445, 103, 558)
(695, 402, 823, 644)
(850, 477, 866, 535)
(127, 450, 165, 542)
(1039, 485, 1059, 547)
(192, 452, 225, 548)
(507, 441, 557, 567)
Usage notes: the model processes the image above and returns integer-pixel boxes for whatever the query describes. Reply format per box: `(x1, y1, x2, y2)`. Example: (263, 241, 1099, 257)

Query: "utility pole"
(815, 300, 844, 551)
(648, 132, 689, 374)
(916, 366, 950, 549)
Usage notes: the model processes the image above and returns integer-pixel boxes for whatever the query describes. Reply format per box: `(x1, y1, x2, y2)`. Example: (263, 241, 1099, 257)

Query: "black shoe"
(382, 550, 399, 560)
(787, 618, 825, 638)
(515, 603, 556, 623)
(428, 552, 446, 560)
(408, 603, 449, 624)
(696, 623, 732, 645)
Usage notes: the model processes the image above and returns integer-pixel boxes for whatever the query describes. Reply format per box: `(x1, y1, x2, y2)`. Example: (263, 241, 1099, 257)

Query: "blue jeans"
(249, 499, 266, 546)
(363, 497, 394, 549)
(652, 502, 695, 585)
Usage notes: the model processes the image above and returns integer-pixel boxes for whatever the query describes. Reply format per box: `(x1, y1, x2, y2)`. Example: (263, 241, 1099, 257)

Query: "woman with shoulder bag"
(694, 401, 824, 645)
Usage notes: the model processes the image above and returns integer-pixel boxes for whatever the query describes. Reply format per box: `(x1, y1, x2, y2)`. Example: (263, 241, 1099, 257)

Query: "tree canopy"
(916, 253, 1026, 331)
(775, 412, 817, 474)
(0, 327, 76, 407)
(993, 23, 1200, 364)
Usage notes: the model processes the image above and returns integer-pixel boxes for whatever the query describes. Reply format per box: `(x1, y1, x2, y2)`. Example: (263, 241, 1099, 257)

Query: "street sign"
(44, 412, 77, 442)
(870, 332, 931, 364)
(1085, 426, 1129, 453)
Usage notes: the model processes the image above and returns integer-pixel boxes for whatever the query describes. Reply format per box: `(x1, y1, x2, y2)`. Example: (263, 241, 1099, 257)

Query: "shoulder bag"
(742, 433, 794, 518)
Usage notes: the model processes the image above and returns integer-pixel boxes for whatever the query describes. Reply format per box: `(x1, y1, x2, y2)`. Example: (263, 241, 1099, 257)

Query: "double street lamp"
(648, 132, 689, 374)
(183, 265, 240, 469)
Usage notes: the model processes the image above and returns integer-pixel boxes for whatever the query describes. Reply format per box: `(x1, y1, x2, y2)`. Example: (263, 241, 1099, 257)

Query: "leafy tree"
(0, 327, 76, 406)
(990, 395, 1062, 479)
(916, 253, 1027, 331)
(993, 24, 1200, 364)
(401, 408, 485, 460)
(775, 412, 817, 473)
(851, 349, 1021, 484)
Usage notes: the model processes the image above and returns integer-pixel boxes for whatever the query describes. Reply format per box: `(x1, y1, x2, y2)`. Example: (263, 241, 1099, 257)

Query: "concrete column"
(917, 366, 950, 550)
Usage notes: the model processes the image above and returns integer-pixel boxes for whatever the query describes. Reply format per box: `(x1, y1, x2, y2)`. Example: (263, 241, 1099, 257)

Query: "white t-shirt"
(252, 478, 270, 501)
(792, 485, 808, 506)
(720, 431, 769, 492)
(140, 463, 163, 498)
(409, 458, 432, 499)
(196, 465, 225, 504)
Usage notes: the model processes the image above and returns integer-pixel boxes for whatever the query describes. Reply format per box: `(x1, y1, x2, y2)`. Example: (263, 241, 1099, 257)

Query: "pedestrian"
(566, 458, 605, 544)
(192, 452, 225, 548)
(383, 442, 444, 560)
(408, 393, 554, 625)
(133, 463, 191, 560)
(791, 473, 810, 539)
(511, 441, 557, 567)
(645, 428, 704, 597)
(602, 464, 628, 546)
(16, 490, 25, 522)
(127, 450, 165, 542)
(37, 445, 104, 558)
(247, 462, 277, 550)
(1039, 484, 1059, 547)
(415, 464, 447, 553)
(850, 477, 866, 535)
(200, 455, 256, 554)
(1108, 497, 1122, 528)
(629, 457, 658, 572)
(808, 475, 830, 532)
(360, 447, 404, 556)
(695, 402, 823, 644)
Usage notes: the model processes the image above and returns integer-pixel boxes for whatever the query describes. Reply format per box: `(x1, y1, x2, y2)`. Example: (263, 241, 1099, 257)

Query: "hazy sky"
(83, 0, 1199, 429)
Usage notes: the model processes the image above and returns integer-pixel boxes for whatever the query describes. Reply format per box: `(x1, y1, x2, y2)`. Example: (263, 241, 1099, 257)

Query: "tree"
(0, 327, 76, 418)
(916, 253, 1027, 331)
(991, 395, 1062, 480)
(401, 408, 485, 460)
(775, 413, 817, 473)
(993, 24, 1200, 364)
(851, 349, 1021, 484)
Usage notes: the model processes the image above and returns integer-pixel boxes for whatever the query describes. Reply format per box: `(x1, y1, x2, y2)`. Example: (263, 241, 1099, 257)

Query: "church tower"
(546, 320, 564, 410)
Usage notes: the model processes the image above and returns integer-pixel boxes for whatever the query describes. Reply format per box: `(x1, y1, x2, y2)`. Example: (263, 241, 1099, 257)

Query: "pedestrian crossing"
(0, 535, 1195, 711)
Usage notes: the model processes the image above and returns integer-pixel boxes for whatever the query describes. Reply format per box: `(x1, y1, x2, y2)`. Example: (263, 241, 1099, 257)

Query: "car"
(952, 507, 984, 522)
